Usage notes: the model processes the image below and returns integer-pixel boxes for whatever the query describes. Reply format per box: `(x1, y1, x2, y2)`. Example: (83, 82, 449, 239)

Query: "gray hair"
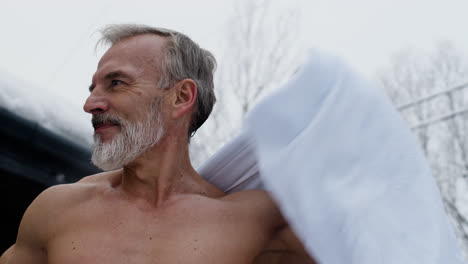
(98, 24, 217, 138)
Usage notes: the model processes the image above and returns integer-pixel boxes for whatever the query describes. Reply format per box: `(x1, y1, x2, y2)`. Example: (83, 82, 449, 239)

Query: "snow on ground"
(0, 69, 93, 148)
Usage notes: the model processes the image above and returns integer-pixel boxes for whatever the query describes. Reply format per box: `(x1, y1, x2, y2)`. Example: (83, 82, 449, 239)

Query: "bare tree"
(190, 0, 304, 167)
(431, 42, 468, 246)
(220, 0, 303, 115)
(376, 41, 468, 256)
(376, 49, 438, 155)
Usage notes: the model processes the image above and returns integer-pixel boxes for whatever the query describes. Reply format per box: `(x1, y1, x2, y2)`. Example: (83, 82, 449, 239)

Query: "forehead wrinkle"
(96, 34, 169, 85)
(95, 64, 141, 81)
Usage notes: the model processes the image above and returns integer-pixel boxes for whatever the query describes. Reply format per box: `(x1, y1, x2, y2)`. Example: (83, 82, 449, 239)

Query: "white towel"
(198, 50, 464, 264)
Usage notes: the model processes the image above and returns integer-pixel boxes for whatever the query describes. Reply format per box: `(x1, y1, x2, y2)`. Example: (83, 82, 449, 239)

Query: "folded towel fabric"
(198, 50, 464, 264)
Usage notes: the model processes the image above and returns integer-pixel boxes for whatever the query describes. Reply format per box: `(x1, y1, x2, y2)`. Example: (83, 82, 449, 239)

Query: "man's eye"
(111, 80, 123, 86)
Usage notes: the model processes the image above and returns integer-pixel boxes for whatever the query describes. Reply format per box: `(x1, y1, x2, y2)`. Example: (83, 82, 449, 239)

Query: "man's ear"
(171, 79, 197, 119)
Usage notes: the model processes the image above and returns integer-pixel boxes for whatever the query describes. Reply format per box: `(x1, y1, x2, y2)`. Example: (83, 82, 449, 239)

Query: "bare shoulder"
(173, 190, 283, 227)
(222, 191, 316, 263)
(221, 190, 285, 229)
(255, 225, 317, 264)
(30, 171, 114, 211)
(221, 189, 275, 205)
(18, 171, 117, 237)
(2, 172, 115, 264)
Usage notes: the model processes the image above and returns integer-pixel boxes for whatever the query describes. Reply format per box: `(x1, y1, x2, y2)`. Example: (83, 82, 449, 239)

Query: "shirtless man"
(0, 24, 315, 264)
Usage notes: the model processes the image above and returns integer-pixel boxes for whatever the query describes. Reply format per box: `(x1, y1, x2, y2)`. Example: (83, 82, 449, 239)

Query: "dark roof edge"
(0, 107, 100, 177)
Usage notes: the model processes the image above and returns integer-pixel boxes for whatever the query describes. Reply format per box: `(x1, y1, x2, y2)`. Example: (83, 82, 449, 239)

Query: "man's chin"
(98, 165, 122, 172)
(94, 131, 118, 143)
(91, 157, 124, 171)
(91, 141, 125, 171)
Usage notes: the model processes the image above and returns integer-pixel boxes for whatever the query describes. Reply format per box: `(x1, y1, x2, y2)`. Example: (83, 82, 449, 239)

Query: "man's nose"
(83, 92, 110, 115)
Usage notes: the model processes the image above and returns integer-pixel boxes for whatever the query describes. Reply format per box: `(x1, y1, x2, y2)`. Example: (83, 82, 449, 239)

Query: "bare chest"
(46, 198, 269, 264)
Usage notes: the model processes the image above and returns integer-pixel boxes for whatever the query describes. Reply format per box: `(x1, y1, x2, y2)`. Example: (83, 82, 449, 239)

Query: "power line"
(394, 81, 468, 130)
(411, 106, 468, 130)
(397, 81, 468, 111)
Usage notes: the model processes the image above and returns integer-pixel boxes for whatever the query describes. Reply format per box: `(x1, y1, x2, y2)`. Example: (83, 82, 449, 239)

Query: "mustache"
(92, 114, 123, 130)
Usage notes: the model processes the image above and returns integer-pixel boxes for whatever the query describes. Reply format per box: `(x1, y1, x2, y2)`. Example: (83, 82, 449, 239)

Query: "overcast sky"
(1, 0, 467, 118)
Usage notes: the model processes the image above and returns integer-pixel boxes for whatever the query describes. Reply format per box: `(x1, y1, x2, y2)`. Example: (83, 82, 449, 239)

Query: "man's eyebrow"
(104, 70, 132, 81)
(88, 70, 133, 92)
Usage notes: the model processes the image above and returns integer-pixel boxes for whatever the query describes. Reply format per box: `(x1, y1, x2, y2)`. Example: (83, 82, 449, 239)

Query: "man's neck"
(117, 135, 216, 207)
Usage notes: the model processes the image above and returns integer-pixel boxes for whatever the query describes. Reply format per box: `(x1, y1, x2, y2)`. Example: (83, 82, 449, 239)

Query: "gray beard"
(91, 99, 165, 171)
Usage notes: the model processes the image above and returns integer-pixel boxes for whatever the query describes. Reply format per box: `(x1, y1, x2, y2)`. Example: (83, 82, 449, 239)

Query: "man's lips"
(94, 124, 119, 133)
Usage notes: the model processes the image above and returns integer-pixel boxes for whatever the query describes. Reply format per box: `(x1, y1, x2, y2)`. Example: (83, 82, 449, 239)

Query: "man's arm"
(0, 245, 15, 264)
(225, 190, 316, 263)
(0, 185, 64, 264)
(254, 226, 317, 264)
(230, 191, 316, 264)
